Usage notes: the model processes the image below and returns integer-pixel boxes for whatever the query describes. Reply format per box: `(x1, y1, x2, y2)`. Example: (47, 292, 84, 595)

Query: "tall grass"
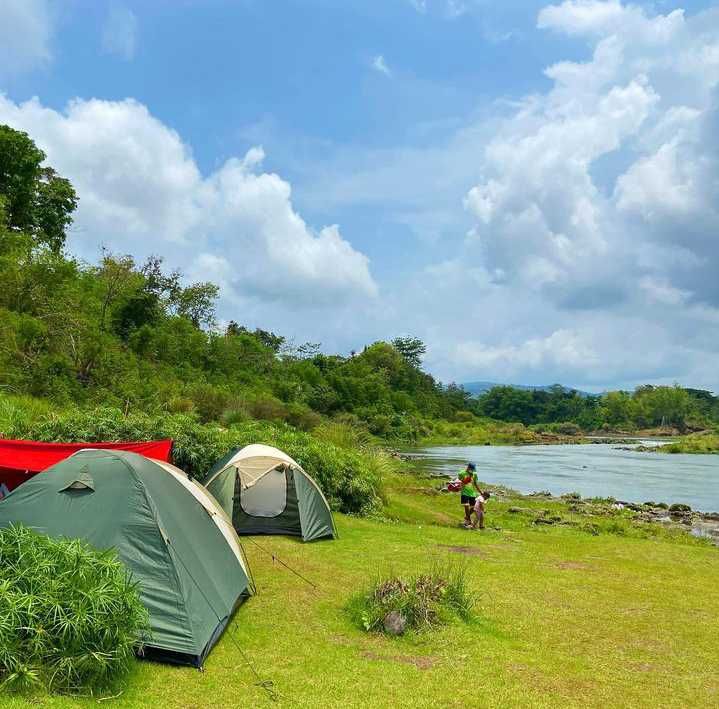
(347, 564, 475, 634)
(0, 525, 149, 695)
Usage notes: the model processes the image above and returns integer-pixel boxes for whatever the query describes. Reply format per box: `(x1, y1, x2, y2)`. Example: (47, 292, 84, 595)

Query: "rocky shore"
(524, 490, 719, 546)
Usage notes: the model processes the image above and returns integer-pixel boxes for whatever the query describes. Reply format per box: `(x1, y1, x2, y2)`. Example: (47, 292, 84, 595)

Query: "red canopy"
(0, 439, 173, 496)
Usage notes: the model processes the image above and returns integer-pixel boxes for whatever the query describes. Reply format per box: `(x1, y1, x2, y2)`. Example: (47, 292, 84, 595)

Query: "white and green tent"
(203, 444, 337, 542)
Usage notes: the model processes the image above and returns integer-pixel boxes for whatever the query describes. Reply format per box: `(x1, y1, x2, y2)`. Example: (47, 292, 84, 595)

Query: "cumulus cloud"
(0, 0, 52, 78)
(458, 7, 716, 319)
(101, 4, 138, 61)
(0, 95, 377, 308)
(421, 1, 719, 388)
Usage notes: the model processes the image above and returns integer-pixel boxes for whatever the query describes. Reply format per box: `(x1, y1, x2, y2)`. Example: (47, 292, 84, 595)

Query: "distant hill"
(462, 381, 593, 397)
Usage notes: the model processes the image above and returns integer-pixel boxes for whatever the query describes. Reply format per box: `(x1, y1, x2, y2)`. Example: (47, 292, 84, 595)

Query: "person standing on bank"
(473, 490, 491, 530)
(460, 463, 479, 528)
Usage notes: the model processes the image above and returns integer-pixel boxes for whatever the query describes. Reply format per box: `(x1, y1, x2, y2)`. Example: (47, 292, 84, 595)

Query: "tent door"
(239, 467, 287, 518)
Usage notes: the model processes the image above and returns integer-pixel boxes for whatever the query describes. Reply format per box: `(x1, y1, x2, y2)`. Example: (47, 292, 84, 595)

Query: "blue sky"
(2, 1, 719, 391)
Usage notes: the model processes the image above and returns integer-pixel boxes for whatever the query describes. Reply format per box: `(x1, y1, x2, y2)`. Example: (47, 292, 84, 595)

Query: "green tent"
(204, 444, 337, 542)
(0, 449, 253, 667)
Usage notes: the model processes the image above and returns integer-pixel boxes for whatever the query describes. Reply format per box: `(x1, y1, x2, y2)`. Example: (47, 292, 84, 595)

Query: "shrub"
(286, 403, 323, 431)
(0, 525, 149, 695)
(189, 384, 230, 423)
(348, 565, 474, 635)
(0, 400, 384, 515)
(554, 422, 582, 436)
(247, 395, 288, 422)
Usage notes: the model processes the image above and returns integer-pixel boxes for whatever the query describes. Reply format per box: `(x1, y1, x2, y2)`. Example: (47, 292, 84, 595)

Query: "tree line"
(2, 124, 715, 439)
(475, 384, 719, 432)
(0, 126, 473, 440)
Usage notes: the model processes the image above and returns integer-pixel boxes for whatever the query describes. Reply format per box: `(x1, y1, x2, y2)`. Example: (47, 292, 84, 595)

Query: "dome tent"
(0, 449, 253, 667)
(204, 444, 337, 542)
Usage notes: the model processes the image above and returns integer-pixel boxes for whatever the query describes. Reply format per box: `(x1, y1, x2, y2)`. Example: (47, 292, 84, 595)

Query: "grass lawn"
(3, 473, 718, 708)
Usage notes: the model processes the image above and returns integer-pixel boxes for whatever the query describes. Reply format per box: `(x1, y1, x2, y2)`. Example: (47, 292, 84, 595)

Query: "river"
(409, 442, 719, 513)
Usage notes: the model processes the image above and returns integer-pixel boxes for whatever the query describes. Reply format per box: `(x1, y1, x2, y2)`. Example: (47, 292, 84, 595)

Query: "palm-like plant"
(0, 525, 149, 695)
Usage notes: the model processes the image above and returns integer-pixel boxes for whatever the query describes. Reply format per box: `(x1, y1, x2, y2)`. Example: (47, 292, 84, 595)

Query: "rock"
(704, 512, 719, 521)
(383, 611, 407, 636)
(669, 503, 692, 513)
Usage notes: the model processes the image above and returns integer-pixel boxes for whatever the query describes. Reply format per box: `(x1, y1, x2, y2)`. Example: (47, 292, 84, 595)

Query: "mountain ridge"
(462, 381, 593, 397)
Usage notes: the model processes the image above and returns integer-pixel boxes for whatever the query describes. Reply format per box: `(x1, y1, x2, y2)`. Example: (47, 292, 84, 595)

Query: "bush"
(247, 395, 288, 422)
(554, 422, 582, 436)
(286, 403, 322, 431)
(189, 384, 229, 423)
(0, 399, 385, 515)
(348, 565, 474, 635)
(0, 525, 148, 695)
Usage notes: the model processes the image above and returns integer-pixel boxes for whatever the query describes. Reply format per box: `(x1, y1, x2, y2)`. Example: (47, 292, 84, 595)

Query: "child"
(472, 490, 491, 530)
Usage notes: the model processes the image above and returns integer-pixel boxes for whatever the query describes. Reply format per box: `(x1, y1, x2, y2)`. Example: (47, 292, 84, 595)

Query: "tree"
(392, 336, 427, 368)
(0, 125, 77, 252)
(170, 282, 219, 328)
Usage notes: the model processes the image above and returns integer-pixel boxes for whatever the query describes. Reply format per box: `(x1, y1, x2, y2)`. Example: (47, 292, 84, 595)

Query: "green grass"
(660, 432, 719, 454)
(3, 472, 718, 708)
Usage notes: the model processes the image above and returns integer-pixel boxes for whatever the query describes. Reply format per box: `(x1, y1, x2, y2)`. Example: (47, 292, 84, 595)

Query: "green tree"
(392, 336, 427, 369)
(0, 125, 77, 252)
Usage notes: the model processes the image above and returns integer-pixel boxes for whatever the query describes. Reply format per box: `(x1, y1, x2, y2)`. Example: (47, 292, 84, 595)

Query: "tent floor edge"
(138, 645, 203, 668)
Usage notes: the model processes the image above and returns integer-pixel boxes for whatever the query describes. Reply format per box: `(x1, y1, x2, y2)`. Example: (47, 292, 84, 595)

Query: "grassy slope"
(3, 474, 718, 709)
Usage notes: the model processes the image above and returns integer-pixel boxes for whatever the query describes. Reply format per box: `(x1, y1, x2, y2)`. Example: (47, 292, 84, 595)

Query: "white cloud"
(407, 0, 470, 19)
(453, 330, 601, 376)
(101, 4, 138, 61)
(538, 0, 635, 36)
(377, 1, 719, 390)
(0, 0, 52, 78)
(0, 95, 377, 308)
(371, 54, 391, 76)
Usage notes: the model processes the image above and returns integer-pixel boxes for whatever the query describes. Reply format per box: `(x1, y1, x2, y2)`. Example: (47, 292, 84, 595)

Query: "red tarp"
(0, 439, 173, 496)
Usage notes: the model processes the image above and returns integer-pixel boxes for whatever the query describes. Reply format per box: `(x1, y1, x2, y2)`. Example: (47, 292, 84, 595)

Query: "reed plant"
(0, 525, 149, 695)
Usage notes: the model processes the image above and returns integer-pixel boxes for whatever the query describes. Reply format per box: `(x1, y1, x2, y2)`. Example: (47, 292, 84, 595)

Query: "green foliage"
(661, 432, 719, 454)
(0, 126, 77, 253)
(391, 336, 426, 369)
(0, 397, 385, 514)
(348, 565, 474, 634)
(476, 383, 719, 433)
(0, 525, 148, 695)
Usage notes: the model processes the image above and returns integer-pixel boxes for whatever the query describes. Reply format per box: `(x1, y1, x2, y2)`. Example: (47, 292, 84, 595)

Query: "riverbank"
(10, 459, 719, 708)
(415, 418, 690, 448)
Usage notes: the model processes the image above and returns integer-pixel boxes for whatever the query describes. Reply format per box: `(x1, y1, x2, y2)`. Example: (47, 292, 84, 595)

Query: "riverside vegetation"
(2, 124, 718, 455)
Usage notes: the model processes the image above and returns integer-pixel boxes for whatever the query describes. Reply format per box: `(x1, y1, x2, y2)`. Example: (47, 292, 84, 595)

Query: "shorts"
(461, 494, 477, 506)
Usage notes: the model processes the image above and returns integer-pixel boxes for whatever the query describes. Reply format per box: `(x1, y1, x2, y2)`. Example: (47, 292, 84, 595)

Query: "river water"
(409, 442, 719, 513)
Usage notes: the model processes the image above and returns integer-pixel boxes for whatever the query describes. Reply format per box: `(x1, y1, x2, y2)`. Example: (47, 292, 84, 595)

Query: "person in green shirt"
(459, 462, 480, 528)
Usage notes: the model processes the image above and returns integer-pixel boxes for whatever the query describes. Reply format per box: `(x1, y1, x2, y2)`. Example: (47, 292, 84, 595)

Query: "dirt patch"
(360, 650, 438, 670)
(329, 634, 355, 647)
(554, 561, 591, 571)
(627, 662, 654, 673)
(437, 544, 485, 556)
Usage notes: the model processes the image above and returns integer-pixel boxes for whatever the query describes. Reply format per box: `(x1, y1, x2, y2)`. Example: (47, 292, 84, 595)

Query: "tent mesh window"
(239, 466, 288, 518)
